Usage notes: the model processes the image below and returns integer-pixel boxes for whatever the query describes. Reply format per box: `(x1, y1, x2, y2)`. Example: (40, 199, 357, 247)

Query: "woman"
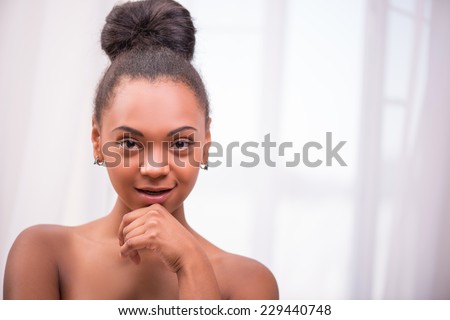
(3, 0, 278, 299)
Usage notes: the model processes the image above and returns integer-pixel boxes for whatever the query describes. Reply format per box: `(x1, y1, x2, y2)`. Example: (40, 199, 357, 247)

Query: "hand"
(118, 204, 201, 272)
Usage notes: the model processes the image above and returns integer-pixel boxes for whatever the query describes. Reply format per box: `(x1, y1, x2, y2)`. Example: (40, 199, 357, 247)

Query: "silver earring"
(94, 156, 105, 167)
(200, 162, 208, 170)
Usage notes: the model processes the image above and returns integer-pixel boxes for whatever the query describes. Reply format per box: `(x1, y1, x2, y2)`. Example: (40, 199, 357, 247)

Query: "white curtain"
(1, 0, 449, 299)
(382, 0, 450, 299)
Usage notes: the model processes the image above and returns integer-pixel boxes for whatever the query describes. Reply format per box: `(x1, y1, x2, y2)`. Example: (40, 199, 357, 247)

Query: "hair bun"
(101, 0, 196, 61)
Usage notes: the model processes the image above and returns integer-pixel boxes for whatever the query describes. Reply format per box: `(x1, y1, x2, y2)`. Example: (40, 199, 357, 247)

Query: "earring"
(200, 162, 208, 170)
(94, 156, 105, 167)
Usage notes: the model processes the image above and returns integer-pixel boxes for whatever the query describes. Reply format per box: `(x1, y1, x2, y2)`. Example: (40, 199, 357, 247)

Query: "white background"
(1, 0, 449, 299)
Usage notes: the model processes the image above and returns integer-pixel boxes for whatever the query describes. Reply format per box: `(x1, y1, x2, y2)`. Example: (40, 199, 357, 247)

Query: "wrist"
(176, 247, 221, 299)
(177, 243, 209, 275)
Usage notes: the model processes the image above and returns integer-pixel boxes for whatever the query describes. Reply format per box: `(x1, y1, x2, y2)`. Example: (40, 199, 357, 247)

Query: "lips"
(141, 190, 168, 195)
(135, 187, 174, 205)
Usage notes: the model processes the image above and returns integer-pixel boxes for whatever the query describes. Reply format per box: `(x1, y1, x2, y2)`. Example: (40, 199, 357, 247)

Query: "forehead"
(103, 78, 204, 135)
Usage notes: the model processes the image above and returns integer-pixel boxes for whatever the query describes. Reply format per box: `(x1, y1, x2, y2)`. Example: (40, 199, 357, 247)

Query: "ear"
(91, 115, 102, 160)
(203, 117, 212, 164)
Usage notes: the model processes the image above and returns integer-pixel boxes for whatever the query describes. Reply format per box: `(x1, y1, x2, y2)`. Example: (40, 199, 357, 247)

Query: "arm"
(3, 225, 61, 299)
(118, 204, 221, 299)
(175, 243, 221, 299)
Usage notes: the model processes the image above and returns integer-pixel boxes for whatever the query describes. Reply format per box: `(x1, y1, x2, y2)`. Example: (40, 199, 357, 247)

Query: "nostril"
(139, 162, 170, 176)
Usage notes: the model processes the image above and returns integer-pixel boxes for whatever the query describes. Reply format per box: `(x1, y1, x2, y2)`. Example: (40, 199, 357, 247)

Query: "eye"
(170, 139, 193, 150)
(117, 139, 142, 150)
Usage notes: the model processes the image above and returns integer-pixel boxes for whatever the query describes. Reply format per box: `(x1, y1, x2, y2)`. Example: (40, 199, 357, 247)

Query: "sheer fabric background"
(1, 0, 449, 299)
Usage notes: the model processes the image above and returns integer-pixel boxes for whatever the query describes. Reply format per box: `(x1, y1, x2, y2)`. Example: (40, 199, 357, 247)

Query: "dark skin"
(3, 78, 279, 299)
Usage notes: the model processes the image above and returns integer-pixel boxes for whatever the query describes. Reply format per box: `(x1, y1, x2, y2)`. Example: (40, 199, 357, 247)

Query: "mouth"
(135, 187, 174, 204)
(138, 189, 172, 195)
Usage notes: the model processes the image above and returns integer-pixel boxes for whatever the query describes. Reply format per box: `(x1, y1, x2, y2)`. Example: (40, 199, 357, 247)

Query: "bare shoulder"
(9, 224, 70, 255)
(213, 251, 279, 300)
(14, 224, 69, 242)
(3, 224, 70, 299)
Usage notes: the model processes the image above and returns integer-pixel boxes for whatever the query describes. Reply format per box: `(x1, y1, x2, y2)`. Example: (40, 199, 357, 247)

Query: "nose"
(139, 147, 170, 178)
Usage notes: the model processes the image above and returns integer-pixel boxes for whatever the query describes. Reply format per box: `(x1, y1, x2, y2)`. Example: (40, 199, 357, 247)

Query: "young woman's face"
(93, 78, 210, 214)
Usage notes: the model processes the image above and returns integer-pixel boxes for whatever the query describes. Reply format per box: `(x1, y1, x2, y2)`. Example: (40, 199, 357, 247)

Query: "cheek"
(106, 166, 135, 196)
(176, 165, 199, 187)
(170, 154, 200, 198)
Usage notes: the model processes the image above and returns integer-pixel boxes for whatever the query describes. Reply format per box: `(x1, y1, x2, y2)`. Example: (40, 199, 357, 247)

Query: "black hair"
(94, 0, 209, 125)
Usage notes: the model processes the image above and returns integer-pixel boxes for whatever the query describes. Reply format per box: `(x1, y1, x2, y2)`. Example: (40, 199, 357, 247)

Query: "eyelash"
(170, 139, 194, 151)
(116, 139, 142, 150)
(116, 139, 194, 151)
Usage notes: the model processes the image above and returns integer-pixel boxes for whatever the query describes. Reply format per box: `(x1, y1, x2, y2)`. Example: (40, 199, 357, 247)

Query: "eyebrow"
(112, 125, 144, 137)
(112, 125, 197, 137)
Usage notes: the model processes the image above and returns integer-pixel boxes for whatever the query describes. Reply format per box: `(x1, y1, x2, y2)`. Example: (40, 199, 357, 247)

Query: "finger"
(120, 210, 161, 245)
(120, 218, 148, 246)
(118, 207, 161, 245)
(120, 233, 157, 257)
(123, 224, 149, 244)
(118, 209, 148, 245)
(119, 249, 141, 264)
(129, 250, 141, 265)
(118, 214, 132, 246)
